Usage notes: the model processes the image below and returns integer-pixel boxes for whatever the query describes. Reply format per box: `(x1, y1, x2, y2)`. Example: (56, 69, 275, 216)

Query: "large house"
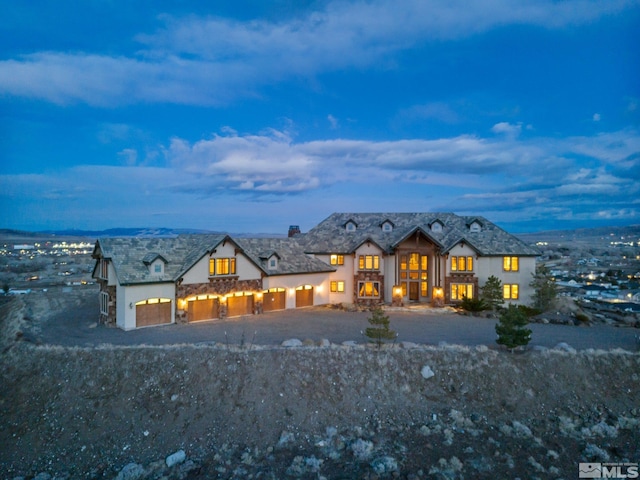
(92, 212, 539, 330)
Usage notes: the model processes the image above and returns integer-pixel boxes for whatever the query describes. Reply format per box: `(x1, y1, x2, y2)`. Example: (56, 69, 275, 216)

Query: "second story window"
(451, 256, 473, 272)
(358, 255, 379, 270)
(209, 257, 236, 276)
(503, 256, 519, 272)
(330, 254, 344, 265)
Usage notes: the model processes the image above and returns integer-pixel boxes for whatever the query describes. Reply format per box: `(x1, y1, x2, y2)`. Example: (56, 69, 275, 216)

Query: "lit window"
(503, 256, 519, 272)
(330, 281, 345, 293)
(330, 254, 344, 265)
(210, 257, 236, 276)
(358, 255, 380, 270)
(451, 256, 473, 272)
(358, 281, 380, 298)
(503, 284, 519, 300)
(451, 283, 473, 300)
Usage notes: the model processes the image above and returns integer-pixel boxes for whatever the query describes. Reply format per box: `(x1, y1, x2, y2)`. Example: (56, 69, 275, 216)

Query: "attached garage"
(227, 293, 255, 317)
(187, 295, 220, 322)
(263, 287, 286, 312)
(135, 298, 172, 327)
(295, 285, 314, 308)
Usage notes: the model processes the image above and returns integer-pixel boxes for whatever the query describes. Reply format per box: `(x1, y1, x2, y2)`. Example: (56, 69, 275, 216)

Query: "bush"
(495, 304, 532, 350)
(460, 296, 489, 312)
(364, 307, 397, 348)
(481, 275, 504, 310)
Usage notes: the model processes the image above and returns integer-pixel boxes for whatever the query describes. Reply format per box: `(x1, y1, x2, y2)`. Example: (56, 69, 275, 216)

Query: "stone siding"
(353, 271, 385, 308)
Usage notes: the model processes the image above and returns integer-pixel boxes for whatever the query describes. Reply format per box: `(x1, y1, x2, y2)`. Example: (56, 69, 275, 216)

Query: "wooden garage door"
(263, 288, 286, 312)
(295, 285, 314, 308)
(227, 294, 254, 317)
(187, 297, 219, 322)
(136, 299, 171, 327)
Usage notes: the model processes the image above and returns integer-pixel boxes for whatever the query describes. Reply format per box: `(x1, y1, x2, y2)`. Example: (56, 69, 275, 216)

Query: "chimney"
(288, 225, 301, 237)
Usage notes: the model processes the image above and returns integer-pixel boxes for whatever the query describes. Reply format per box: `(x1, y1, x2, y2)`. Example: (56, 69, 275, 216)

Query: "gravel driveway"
(36, 291, 639, 351)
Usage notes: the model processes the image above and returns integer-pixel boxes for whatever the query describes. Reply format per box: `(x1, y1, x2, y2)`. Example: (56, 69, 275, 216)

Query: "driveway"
(37, 299, 639, 351)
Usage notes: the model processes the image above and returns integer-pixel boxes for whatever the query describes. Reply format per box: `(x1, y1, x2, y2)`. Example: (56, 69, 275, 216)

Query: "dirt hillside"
(0, 294, 638, 479)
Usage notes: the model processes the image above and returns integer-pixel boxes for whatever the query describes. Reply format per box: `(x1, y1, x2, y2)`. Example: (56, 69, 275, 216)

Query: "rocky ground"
(0, 291, 639, 479)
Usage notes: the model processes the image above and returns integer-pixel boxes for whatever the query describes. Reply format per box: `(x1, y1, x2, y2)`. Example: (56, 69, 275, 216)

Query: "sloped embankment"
(1, 338, 639, 478)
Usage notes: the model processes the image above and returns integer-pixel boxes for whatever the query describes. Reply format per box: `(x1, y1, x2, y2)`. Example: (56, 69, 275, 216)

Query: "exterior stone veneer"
(354, 270, 385, 307)
(98, 283, 117, 327)
(176, 277, 264, 322)
(177, 277, 263, 298)
(445, 273, 478, 303)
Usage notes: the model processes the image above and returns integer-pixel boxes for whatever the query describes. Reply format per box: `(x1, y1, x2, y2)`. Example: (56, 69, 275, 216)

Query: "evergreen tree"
(530, 264, 558, 312)
(495, 304, 532, 350)
(365, 307, 397, 348)
(481, 275, 504, 310)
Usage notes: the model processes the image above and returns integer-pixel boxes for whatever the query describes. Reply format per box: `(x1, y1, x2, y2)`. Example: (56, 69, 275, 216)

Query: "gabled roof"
(94, 234, 335, 285)
(236, 237, 336, 276)
(142, 253, 168, 265)
(94, 234, 227, 285)
(300, 212, 539, 256)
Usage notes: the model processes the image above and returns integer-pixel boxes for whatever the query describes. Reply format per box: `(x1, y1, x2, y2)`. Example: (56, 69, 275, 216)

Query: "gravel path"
(35, 291, 639, 351)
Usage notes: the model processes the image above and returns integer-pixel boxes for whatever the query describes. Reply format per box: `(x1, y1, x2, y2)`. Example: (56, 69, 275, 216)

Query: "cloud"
(0, 0, 636, 105)
(491, 122, 522, 138)
(327, 114, 339, 129)
(2, 126, 639, 230)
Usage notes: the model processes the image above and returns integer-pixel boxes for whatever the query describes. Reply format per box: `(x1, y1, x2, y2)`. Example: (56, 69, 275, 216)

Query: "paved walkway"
(38, 301, 639, 351)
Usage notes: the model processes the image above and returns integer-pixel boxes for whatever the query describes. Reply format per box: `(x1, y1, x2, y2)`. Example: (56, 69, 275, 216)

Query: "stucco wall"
(181, 242, 262, 284)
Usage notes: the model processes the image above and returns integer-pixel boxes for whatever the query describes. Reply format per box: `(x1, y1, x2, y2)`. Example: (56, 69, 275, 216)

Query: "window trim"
(503, 284, 519, 300)
(209, 257, 237, 276)
(358, 281, 380, 298)
(330, 254, 344, 266)
(100, 291, 109, 315)
(451, 256, 473, 272)
(358, 255, 380, 270)
(503, 256, 520, 272)
(451, 283, 474, 300)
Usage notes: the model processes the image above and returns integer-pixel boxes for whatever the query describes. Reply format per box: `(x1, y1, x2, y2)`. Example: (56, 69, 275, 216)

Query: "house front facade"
(93, 212, 539, 330)
(299, 213, 539, 308)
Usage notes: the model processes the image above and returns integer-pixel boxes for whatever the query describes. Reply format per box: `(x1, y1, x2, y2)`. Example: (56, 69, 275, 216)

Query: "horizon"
(1, 1, 638, 234)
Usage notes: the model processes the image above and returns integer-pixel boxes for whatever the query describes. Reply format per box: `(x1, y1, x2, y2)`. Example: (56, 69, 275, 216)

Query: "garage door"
(295, 285, 314, 308)
(227, 294, 254, 317)
(136, 298, 172, 327)
(187, 296, 220, 322)
(263, 288, 286, 312)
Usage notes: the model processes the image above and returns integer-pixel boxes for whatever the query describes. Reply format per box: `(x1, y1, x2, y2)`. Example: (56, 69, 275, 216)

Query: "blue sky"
(1, 0, 639, 234)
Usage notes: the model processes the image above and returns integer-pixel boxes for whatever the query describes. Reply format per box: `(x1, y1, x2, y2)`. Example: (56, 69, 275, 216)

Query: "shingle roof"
(299, 212, 539, 256)
(236, 237, 336, 276)
(95, 234, 334, 285)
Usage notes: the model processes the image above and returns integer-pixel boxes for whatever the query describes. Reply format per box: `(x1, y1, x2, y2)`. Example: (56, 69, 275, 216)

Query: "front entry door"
(409, 282, 419, 301)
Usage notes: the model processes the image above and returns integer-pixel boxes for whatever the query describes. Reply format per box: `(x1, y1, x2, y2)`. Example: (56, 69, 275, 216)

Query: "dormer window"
(468, 219, 483, 232)
(269, 256, 278, 269)
(345, 220, 357, 232)
(381, 220, 394, 232)
(430, 220, 444, 233)
(143, 253, 167, 276)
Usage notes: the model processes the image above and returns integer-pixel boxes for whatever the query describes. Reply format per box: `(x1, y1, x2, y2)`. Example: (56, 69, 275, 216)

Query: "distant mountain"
(0, 227, 284, 239)
(517, 224, 640, 244)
